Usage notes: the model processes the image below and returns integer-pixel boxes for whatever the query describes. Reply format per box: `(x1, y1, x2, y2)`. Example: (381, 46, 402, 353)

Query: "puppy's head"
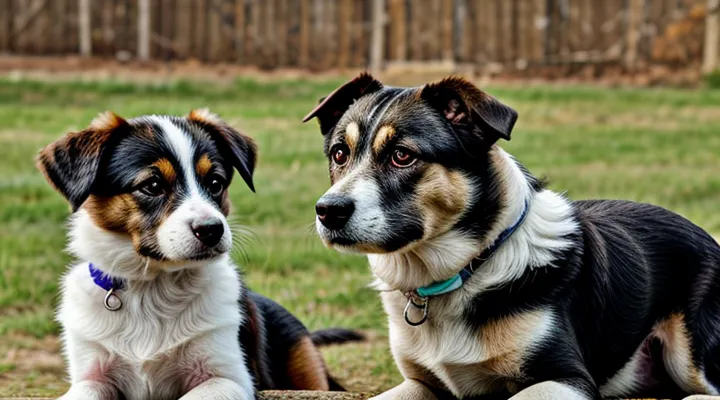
(37, 109, 256, 268)
(304, 74, 517, 254)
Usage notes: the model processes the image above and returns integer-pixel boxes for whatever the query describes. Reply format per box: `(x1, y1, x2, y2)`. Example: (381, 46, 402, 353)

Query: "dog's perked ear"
(302, 72, 383, 135)
(188, 108, 257, 192)
(420, 76, 518, 143)
(36, 111, 128, 212)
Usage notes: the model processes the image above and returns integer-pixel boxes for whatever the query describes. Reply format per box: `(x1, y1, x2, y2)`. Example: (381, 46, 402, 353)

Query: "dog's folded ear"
(302, 72, 383, 135)
(36, 111, 128, 212)
(420, 76, 518, 143)
(188, 109, 257, 192)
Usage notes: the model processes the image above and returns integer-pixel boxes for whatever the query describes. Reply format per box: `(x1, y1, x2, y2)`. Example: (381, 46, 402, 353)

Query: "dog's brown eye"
(139, 177, 165, 197)
(332, 145, 350, 166)
(207, 177, 225, 196)
(391, 148, 417, 168)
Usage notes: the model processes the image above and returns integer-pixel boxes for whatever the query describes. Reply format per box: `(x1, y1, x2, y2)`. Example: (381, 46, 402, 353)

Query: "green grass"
(0, 76, 719, 396)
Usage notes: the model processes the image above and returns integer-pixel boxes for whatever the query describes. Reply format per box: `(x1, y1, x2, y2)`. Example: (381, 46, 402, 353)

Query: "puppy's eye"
(139, 177, 165, 197)
(331, 144, 350, 166)
(391, 148, 417, 168)
(206, 176, 225, 196)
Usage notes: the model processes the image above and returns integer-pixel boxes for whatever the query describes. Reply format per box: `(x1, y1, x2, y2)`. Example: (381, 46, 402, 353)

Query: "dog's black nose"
(316, 195, 355, 230)
(191, 219, 224, 247)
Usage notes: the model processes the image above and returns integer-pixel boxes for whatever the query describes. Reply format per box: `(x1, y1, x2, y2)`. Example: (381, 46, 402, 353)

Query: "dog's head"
(37, 110, 256, 272)
(304, 74, 517, 255)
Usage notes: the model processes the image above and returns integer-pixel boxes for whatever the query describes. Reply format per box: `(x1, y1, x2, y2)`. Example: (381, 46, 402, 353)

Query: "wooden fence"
(0, 0, 713, 73)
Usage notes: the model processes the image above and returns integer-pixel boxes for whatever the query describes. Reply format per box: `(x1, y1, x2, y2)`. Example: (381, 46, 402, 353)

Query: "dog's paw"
(682, 396, 720, 400)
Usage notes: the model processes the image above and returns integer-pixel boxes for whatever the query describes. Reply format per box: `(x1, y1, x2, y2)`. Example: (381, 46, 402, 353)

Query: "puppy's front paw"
(371, 379, 438, 400)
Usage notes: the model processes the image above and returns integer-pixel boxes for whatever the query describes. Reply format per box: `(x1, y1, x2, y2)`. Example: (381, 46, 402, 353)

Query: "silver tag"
(103, 288, 123, 311)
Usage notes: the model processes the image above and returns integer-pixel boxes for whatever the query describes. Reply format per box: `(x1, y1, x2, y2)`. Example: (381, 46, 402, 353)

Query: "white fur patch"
(58, 255, 253, 399)
(316, 163, 389, 252)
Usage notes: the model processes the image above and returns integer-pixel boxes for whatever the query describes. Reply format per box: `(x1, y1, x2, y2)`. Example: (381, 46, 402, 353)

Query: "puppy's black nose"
(316, 195, 355, 230)
(191, 219, 224, 247)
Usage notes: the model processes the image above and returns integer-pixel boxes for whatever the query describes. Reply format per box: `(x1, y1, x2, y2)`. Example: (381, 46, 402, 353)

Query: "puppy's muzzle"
(191, 218, 224, 247)
(316, 194, 355, 230)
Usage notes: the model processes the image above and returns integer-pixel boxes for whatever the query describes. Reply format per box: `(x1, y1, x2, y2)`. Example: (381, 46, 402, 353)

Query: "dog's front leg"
(509, 380, 598, 400)
(179, 377, 253, 400)
(58, 381, 117, 400)
(371, 379, 438, 400)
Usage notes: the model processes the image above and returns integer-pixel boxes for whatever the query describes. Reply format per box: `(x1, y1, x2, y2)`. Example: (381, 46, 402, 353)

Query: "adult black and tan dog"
(303, 73, 720, 400)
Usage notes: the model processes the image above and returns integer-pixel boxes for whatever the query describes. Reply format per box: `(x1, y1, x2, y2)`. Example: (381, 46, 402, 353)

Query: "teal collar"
(403, 200, 530, 326)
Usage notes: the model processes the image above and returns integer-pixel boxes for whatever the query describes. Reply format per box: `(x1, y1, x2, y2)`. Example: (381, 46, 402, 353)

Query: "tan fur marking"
(415, 164, 469, 239)
(84, 194, 140, 233)
(477, 310, 548, 378)
(152, 158, 176, 183)
(654, 313, 707, 393)
(188, 108, 223, 125)
(196, 154, 212, 177)
(345, 122, 360, 151)
(372, 125, 396, 154)
(286, 336, 329, 390)
(89, 111, 127, 132)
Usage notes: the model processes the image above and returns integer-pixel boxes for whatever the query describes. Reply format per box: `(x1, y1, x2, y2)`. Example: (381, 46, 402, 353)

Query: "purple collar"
(88, 263, 124, 291)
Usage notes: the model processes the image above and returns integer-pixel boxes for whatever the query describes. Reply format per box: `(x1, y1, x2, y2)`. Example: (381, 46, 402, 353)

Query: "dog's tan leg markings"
(286, 335, 330, 390)
(372, 125, 396, 154)
(479, 310, 551, 378)
(370, 379, 438, 400)
(509, 381, 590, 400)
(655, 313, 717, 395)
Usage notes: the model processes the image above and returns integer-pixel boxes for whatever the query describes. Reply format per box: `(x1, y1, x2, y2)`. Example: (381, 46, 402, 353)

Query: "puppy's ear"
(36, 111, 127, 212)
(420, 76, 517, 143)
(302, 72, 383, 135)
(188, 108, 257, 192)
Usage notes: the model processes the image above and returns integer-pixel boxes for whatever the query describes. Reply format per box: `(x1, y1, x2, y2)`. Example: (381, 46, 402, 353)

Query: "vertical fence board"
(352, 0, 368, 67)
(0, 0, 8, 52)
(441, 0, 453, 61)
(703, 0, 720, 73)
(207, 0, 223, 62)
(298, 0, 310, 67)
(388, 0, 406, 61)
(176, 0, 192, 58)
(337, 0, 352, 67)
(276, 0, 288, 66)
(78, 0, 91, 56)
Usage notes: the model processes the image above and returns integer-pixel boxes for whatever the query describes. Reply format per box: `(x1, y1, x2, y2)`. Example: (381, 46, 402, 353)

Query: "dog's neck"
(68, 209, 228, 283)
(369, 147, 578, 292)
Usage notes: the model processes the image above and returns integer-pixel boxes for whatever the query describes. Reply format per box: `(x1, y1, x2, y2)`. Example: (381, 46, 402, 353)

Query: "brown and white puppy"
(38, 110, 361, 400)
(304, 74, 720, 400)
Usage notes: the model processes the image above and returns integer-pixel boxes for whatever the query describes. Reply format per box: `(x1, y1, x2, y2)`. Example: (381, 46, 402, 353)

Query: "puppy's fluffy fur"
(39, 111, 360, 400)
(305, 74, 720, 400)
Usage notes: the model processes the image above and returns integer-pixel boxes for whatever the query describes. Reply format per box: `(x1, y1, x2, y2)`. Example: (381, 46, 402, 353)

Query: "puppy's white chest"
(59, 262, 246, 399)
